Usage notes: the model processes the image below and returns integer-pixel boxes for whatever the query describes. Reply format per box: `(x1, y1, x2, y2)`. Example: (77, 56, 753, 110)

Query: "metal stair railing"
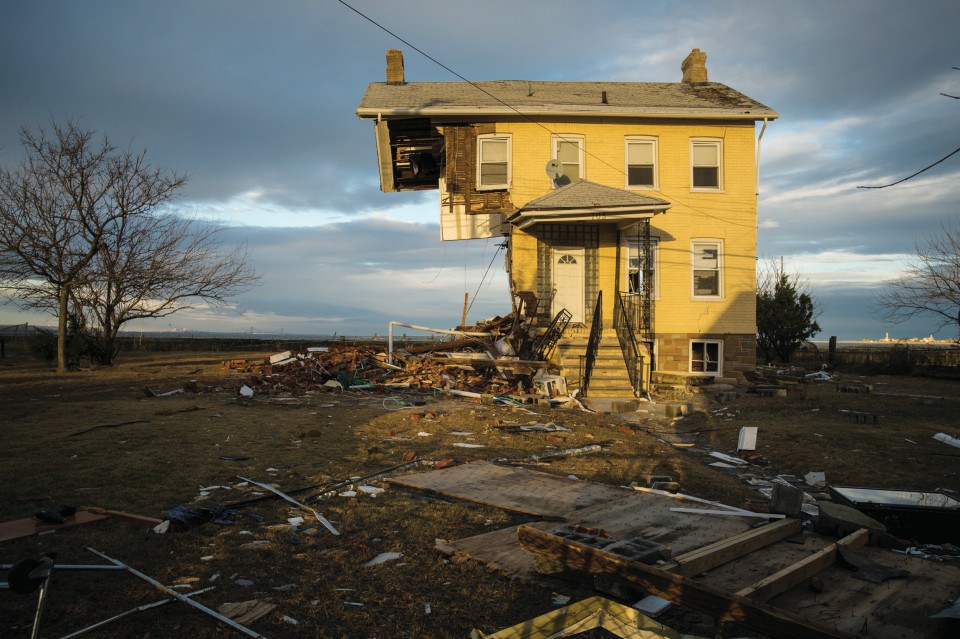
(581, 291, 603, 396)
(614, 290, 644, 397)
(530, 308, 572, 361)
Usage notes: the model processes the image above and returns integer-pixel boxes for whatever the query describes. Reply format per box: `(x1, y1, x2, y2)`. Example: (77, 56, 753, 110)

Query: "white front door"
(552, 247, 585, 323)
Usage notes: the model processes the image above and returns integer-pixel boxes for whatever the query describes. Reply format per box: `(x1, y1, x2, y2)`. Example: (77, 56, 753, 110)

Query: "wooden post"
(461, 292, 469, 328)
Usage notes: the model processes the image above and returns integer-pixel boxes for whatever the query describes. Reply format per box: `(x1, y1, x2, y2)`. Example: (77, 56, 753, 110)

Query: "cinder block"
(771, 482, 803, 517)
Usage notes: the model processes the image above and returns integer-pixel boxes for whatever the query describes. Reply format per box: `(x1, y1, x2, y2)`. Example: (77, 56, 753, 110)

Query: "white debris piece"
(365, 552, 403, 567)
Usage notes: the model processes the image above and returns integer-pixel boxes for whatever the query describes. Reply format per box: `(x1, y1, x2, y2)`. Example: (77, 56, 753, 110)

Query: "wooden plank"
(661, 518, 802, 577)
(516, 525, 854, 639)
(374, 120, 396, 192)
(669, 507, 785, 519)
(0, 509, 109, 542)
(735, 528, 869, 602)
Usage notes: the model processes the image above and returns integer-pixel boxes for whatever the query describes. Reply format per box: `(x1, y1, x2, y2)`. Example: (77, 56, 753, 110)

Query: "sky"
(1, 0, 959, 341)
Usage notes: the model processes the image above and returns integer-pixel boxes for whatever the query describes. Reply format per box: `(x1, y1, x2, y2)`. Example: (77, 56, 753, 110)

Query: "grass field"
(2, 346, 958, 638)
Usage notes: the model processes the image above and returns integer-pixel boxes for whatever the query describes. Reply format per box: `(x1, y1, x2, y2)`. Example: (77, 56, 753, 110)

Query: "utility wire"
(337, 0, 762, 231)
(466, 243, 506, 318)
(857, 145, 960, 189)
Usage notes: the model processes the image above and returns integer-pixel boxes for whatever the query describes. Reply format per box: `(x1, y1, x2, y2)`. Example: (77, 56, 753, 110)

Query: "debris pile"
(223, 330, 561, 399)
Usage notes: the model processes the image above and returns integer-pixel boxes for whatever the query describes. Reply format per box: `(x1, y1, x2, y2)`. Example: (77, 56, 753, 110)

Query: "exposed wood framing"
(660, 517, 801, 577)
(471, 595, 706, 639)
(735, 528, 869, 602)
(442, 124, 515, 215)
(516, 525, 855, 639)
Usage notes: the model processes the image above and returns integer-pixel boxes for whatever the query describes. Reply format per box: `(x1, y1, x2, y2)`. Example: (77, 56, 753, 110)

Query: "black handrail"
(614, 291, 644, 396)
(581, 291, 603, 396)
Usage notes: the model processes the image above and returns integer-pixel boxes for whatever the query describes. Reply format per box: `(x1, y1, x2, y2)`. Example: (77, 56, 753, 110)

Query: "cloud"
(2, 0, 959, 340)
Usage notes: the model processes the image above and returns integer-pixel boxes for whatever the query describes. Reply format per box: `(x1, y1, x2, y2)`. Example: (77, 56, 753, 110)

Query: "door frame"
(551, 246, 586, 323)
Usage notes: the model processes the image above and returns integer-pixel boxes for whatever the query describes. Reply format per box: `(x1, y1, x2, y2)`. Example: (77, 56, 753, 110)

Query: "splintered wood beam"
(660, 517, 802, 577)
(516, 525, 854, 639)
(735, 528, 869, 603)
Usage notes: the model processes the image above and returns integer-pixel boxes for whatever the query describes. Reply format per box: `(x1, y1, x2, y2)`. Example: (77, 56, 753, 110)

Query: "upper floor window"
(552, 135, 584, 186)
(625, 137, 658, 189)
(477, 134, 511, 190)
(691, 138, 722, 190)
(692, 240, 722, 298)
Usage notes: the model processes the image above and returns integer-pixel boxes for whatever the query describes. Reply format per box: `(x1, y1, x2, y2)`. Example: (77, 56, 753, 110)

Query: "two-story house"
(357, 49, 778, 396)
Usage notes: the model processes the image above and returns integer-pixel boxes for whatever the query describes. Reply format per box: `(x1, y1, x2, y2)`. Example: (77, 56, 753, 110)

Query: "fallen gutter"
(387, 321, 492, 365)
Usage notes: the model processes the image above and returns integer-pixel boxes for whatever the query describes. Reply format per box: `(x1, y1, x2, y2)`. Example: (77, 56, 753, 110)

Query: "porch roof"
(506, 180, 671, 230)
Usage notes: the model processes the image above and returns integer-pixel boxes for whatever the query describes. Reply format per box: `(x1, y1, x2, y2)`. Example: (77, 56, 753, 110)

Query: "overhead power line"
(857, 146, 960, 189)
(336, 0, 760, 230)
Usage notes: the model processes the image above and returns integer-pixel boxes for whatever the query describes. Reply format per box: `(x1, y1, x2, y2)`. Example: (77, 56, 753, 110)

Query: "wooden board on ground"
(389, 460, 631, 517)
(412, 461, 754, 578)
(0, 509, 109, 542)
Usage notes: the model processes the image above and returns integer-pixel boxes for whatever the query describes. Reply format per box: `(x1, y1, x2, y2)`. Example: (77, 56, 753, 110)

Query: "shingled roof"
(507, 180, 671, 230)
(357, 80, 778, 121)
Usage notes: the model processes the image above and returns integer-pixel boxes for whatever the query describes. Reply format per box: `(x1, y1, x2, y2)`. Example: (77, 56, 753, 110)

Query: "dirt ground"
(2, 347, 959, 638)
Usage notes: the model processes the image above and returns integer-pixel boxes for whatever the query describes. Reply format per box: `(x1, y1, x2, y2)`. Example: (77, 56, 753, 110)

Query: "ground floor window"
(690, 339, 722, 375)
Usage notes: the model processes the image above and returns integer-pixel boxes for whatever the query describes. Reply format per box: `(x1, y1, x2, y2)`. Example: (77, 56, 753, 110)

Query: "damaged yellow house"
(357, 49, 778, 396)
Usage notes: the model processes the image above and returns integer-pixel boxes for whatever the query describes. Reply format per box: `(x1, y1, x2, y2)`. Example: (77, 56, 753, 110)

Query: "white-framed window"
(477, 134, 511, 190)
(691, 138, 722, 190)
(625, 236, 659, 299)
(691, 240, 722, 298)
(625, 137, 658, 189)
(690, 339, 722, 375)
(552, 134, 584, 186)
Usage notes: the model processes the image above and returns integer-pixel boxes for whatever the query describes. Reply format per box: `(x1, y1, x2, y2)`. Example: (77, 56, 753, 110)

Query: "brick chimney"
(386, 49, 405, 85)
(681, 48, 708, 84)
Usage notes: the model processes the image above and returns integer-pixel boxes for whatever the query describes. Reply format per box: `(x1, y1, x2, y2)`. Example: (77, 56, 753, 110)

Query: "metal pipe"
(82, 547, 267, 639)
(756, 117, 768, 196)
(237, 476, 339, 536)
(387, 321, 491, 365)
(58, 587, 215, 639)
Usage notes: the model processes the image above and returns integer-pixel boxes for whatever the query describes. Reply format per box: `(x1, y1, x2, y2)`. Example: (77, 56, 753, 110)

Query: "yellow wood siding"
(497, 119, 758, 337)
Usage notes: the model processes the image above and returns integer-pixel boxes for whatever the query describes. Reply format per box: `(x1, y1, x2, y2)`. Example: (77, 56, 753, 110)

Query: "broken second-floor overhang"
(506, 180, 671, 230)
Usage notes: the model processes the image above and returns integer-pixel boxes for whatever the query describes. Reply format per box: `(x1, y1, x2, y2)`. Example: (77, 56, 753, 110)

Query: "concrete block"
(771, 482, 803, 517)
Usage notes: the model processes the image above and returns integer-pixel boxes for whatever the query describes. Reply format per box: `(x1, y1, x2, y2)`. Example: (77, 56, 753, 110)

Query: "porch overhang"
(506, 205, 667, 230)
(506, 180, 672, 230)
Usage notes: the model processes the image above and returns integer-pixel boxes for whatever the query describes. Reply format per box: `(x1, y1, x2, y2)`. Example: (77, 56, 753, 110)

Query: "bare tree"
(875, 218, 960, 341)
(71, 213, 258, 364)
(0, 119, 257, 369)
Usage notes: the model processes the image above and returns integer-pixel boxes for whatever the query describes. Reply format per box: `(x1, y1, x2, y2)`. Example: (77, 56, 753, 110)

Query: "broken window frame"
(690, 339, 722, 375)
(690, 138, 722, 191)
(691, 239, 722, 299)
(625, 136, 658, 189)
(476, 134, 512, 191)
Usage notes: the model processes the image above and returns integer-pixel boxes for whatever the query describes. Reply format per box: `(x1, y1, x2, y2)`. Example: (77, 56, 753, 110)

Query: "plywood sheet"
(389, 460, 631, 517)
(414, 461, 754, 578)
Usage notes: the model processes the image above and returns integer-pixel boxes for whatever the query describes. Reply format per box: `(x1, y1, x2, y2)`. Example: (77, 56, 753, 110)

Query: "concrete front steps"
(556, 328, 636, 398)
(651, 371, 739, 397)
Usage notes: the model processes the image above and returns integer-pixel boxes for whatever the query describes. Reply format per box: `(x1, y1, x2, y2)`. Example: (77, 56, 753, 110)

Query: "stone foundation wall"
(656, 333, 756, 381)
